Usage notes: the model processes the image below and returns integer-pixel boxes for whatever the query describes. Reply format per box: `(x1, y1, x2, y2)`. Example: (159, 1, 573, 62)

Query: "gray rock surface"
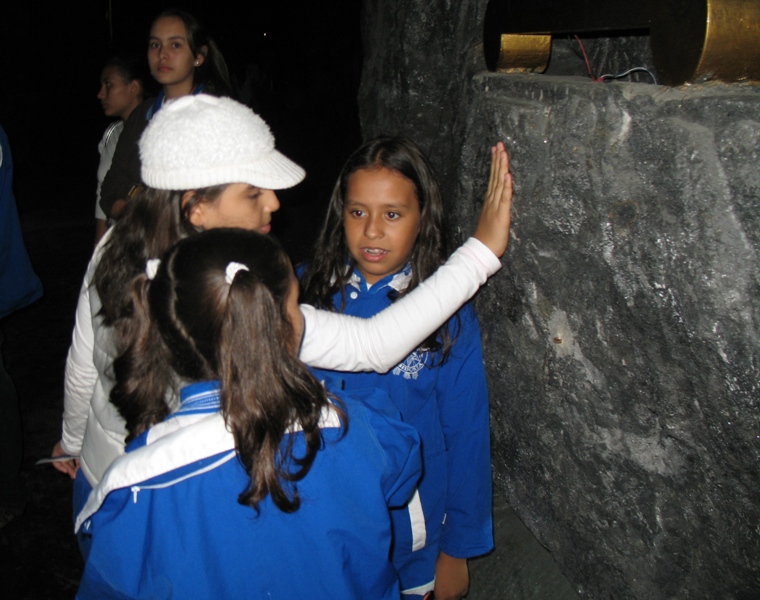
(359, 1, 760, 597)
(469, 491, 580, 599)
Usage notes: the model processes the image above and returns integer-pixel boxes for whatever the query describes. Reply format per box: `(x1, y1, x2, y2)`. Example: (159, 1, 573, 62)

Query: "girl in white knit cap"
(52, 94, 512, 558)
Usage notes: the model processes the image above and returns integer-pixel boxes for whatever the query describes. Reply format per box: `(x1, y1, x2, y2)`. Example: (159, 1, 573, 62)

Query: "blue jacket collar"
(176, 380, 221, 416)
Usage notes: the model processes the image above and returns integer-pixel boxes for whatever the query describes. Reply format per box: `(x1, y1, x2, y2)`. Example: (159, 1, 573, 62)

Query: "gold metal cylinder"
(652, 0, 760, 85)
(699, 0, 760, 82)
(496, 34, 552, 73)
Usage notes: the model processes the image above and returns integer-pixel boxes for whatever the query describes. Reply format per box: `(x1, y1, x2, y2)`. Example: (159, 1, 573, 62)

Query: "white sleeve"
(298, 237, 502, 373)
(95, 123, 122, 220)
(60, 270, 97, 455)
(60, 234, 110, 455)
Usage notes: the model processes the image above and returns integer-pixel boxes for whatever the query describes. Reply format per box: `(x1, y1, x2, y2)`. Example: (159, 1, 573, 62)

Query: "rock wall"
(358, 1, 760, 598)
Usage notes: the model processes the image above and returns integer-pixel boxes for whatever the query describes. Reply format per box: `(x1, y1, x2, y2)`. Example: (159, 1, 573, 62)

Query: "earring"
(195, 61, 200, 66)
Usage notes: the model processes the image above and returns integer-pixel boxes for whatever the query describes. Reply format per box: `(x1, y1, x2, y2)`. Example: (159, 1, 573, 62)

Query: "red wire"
(574, 35, 603, 82)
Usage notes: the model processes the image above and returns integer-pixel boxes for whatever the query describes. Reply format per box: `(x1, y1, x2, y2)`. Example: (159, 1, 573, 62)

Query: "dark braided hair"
(111, 228, 345, 513)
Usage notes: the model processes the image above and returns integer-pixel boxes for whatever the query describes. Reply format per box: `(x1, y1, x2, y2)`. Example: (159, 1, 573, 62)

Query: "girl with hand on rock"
(300, 136, 508, 600)
(94, 55, 146, 244)
(100, 8, 232, 220)
(75, 227, 424, 599)
(52, 95, 512, 560)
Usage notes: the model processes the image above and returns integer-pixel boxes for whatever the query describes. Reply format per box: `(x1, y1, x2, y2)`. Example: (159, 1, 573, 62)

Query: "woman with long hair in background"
(99, 8, 233, 220)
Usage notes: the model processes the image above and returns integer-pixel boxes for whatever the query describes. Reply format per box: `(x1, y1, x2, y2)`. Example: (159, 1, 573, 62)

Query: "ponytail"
(140, 229, 346, 512)
(219, 270, 328, 512)
(200, 38, 233, 98)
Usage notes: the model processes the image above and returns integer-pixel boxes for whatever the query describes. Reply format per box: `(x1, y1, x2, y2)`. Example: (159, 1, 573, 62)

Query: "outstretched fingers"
(488, 142, 511, 204)
(474, 142, 514, 258)
(486, 144, 499, 200)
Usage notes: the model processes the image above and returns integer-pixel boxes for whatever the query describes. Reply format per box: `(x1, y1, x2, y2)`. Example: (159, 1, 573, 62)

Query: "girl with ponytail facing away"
(76, 228, 423, 599)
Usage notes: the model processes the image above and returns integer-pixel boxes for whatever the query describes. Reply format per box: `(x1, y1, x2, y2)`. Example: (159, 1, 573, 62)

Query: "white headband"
(145, 258, 161, 280)
(225, 262, 249, 285)
(146, 259, 248, 285)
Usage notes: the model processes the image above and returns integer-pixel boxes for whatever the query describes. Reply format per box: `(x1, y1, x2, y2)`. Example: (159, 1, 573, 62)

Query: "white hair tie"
(225, 262, 249, 284)
(145, 258, 161, 280)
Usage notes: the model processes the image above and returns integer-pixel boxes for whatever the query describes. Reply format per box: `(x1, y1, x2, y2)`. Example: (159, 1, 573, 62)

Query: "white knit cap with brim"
(139, 94, 305, 191)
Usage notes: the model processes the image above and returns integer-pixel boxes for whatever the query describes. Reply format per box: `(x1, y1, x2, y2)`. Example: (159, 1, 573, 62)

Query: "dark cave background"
(0, 2, 365, 596)
(0, 0, 363, 263)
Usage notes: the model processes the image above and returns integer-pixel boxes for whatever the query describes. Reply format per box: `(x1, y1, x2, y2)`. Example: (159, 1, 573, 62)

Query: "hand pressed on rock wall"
(424, 143, 510, 600)
(473, 141, 513, 258)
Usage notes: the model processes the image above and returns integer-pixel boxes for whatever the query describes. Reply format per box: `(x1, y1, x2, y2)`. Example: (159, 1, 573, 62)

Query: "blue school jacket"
(75, 380, 422, 600)
(307, 266, 494, 596)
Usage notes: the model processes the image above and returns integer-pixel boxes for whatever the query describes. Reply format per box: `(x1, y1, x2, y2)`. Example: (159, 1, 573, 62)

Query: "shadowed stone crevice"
(469, 491, 579, 599)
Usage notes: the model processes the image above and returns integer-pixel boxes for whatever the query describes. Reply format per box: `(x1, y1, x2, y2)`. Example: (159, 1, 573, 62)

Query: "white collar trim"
(75, 405, 343, 531)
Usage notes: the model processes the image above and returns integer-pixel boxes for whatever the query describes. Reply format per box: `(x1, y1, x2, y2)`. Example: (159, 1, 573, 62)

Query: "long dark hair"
(151, 8, 233, 97)
(94, 184, 227, 331)
(94, 185, 230, 432)
(300, 135, 456, 357)
(94, 183, 225, 450)
(111, 228, 343, 513)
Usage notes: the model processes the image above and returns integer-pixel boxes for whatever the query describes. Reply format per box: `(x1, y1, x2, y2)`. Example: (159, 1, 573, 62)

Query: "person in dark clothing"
(0, 124, 43, 528)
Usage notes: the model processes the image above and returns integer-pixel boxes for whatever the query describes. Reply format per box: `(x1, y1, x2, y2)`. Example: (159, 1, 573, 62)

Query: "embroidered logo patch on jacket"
(392, 350, 428, 380)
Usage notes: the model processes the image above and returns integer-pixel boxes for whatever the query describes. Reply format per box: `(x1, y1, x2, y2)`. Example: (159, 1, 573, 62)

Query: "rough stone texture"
(359, 1, 760, 598)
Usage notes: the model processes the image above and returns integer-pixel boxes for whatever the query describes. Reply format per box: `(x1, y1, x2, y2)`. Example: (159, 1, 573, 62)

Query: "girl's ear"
(195, 46, 208, 66)
(182, 191, 206, 227)
(128, 79, 141, 99)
